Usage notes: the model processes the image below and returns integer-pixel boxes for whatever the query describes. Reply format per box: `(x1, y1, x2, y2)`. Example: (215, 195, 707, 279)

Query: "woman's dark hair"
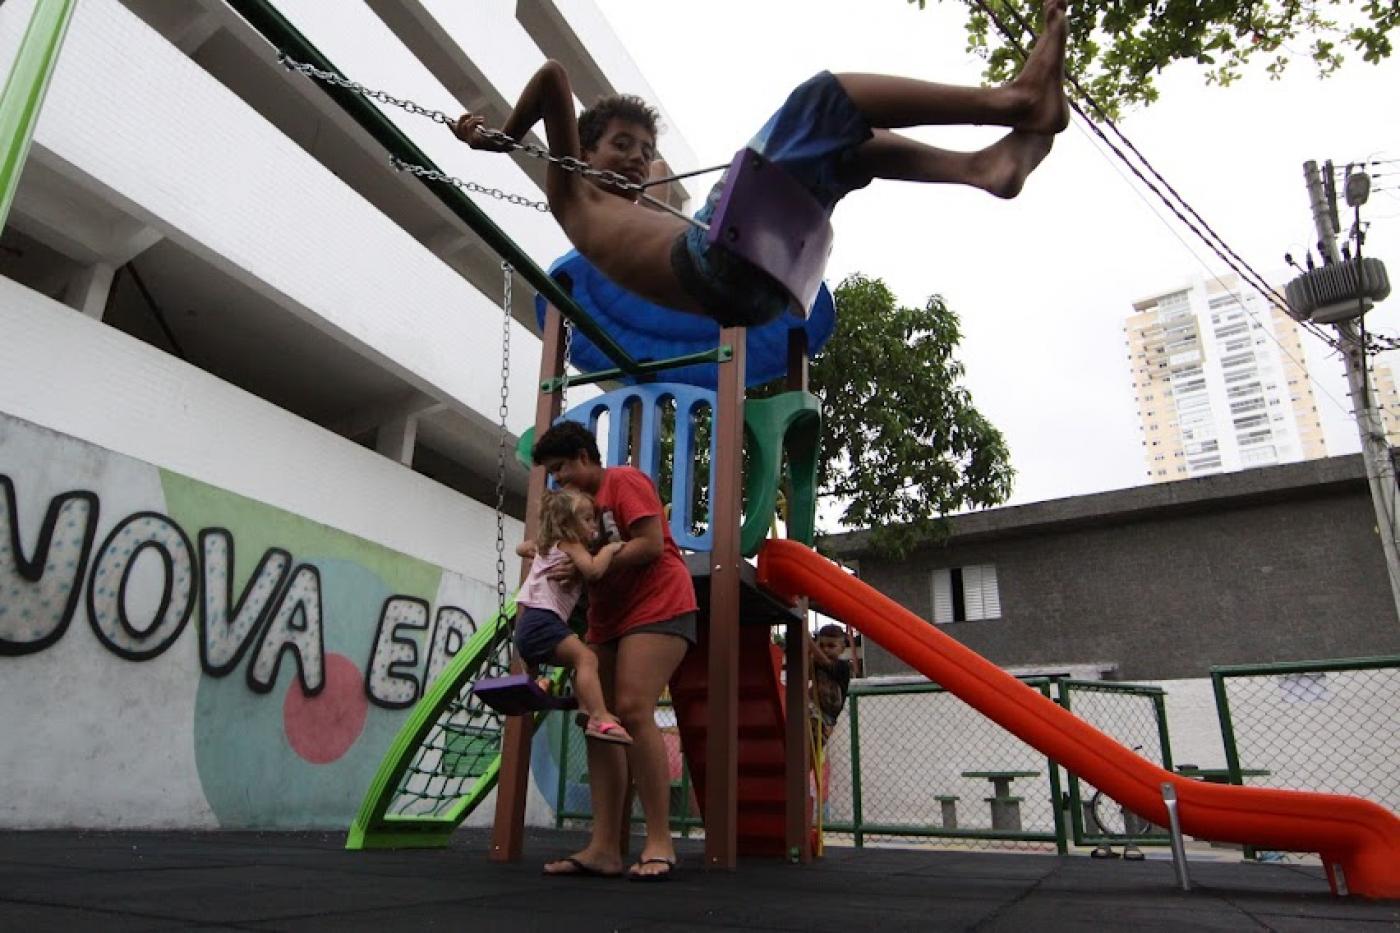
(577, 94, 660, 153)
(532, 420, 602, 465)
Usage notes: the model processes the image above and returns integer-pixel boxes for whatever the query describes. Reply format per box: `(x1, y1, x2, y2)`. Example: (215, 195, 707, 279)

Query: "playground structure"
(224, 0, 1400, 897)
(6, 0, 1400, 902)
(344, 287, 1400, 893)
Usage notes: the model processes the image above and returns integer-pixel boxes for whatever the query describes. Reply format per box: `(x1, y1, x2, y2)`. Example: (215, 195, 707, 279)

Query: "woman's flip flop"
(543, 856, 622, 878)
(627, 857, 676, 882)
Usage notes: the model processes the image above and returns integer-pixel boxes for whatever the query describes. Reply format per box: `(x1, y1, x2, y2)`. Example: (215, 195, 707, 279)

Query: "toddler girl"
(515, 488, 631, 744)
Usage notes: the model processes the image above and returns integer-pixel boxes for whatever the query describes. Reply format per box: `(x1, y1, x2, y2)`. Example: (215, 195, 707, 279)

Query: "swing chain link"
(389, 158, 549, 212)
(560, 319, 574, 413)
(495, 261, 513, 624)
(278, 55, 642, 200)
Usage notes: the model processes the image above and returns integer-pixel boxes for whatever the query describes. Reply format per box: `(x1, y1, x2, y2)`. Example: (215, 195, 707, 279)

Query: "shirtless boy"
(454, 0, 1070, 327)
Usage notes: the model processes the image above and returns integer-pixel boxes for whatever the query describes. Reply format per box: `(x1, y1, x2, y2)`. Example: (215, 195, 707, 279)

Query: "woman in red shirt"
(531, 421, 696, 882)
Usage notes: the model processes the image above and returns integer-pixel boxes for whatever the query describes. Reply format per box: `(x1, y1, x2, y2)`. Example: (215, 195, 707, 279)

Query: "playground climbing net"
(386, 628, 514, 818)
(380, 261, 523, 820)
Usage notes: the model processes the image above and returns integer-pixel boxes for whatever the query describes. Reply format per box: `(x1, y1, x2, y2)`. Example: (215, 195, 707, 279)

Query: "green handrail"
(539, 345, 733, 393)
(0, 0, 76, 231)
(1057, 679, 1166, 698)
(222, 0, 639, 373)
(821, 822, 1061, 844)
(1210, 655, 1400, 678)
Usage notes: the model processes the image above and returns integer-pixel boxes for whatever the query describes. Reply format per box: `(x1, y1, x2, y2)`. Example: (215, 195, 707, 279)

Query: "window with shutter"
(978, 564, 1001, 619)
(962, 564, 985, 619)
(930, 563, 1001, 623)
(931, 568, 954, 624)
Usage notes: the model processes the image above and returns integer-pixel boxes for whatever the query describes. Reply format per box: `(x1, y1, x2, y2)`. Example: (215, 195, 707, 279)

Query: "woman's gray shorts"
(601, 611, 698, 647)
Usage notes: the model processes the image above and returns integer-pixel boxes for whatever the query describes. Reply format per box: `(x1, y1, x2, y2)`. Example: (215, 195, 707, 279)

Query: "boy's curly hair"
(577, 94, 660, 153)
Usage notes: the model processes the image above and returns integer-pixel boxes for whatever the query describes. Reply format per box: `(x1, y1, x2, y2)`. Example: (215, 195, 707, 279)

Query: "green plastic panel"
(345, 594, 561, 850)
(0, 0, 76, 230)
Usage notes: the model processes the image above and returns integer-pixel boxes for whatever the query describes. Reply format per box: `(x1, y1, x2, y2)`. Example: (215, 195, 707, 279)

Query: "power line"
(960, 0, 1347, 360)
(966, 1, 1299, 320)
(1072, 120, 1353, 419)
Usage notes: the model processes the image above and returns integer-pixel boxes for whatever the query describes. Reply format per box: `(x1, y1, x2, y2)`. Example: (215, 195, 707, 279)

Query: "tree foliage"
(910, 0, 1397, 116)
(809, 274, 1014, 557)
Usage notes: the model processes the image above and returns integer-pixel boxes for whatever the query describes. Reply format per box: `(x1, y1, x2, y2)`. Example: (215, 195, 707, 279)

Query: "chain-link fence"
(822, 679, 1068, 852)
(1058, 680, 1173, 848)
(1211, 656, 1400, 862)
(548, 677, 1178, 854)
(550, 698, 702, 833)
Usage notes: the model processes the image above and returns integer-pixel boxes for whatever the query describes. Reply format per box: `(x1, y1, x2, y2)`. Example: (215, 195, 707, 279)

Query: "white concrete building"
(1125, 273, 1327, 482)
(1372, 357, 1400, 447)
(0, 0, 698, 829)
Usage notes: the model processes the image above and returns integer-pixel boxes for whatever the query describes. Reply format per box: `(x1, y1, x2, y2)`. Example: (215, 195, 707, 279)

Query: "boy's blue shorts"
(513, 606, 575, 667)
(674, 72, 873, 327)
(747, 70, 875, 212)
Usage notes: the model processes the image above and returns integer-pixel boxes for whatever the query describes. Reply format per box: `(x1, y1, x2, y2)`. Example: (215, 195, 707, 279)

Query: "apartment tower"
(1126, 274, 1327, 481)
(1372, 359, 1400, 447)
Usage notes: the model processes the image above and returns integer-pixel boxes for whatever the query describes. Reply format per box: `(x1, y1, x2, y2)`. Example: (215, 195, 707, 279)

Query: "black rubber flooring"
(1, 828, 1396, 931)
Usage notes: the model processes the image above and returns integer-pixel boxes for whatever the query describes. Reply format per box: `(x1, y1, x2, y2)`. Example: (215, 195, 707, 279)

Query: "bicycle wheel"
(1089, 787, 1129, 837)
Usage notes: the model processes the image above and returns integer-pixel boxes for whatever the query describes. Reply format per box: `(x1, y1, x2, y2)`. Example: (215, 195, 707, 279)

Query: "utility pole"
(1299, 160, 1400, 623)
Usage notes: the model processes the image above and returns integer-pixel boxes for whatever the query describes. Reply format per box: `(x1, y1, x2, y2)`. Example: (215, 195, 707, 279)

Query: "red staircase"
(668, 620, 796, 856)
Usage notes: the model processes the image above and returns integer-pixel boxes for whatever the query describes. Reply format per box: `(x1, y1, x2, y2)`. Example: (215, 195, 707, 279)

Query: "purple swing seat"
(706, 147, 834, 316)
(471, 673, 578, 715)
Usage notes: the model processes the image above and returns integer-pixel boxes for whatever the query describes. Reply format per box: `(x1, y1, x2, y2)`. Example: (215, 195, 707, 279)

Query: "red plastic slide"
(756, 539, 1400, 899)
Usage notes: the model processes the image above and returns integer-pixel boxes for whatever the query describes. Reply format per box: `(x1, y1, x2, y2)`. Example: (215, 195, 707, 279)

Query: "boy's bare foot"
(1009, 0, 1070, 135)
(975, 130, 1055, 199)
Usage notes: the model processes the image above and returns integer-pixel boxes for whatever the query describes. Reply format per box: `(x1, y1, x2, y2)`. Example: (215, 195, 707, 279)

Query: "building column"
(374, 412, 418, 466)
(61, 261, 116, 320)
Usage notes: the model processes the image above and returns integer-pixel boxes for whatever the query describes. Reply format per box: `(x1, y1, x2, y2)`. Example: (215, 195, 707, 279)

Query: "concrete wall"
(0, 399, 562, 829)
(839, 458, 1400, 681)
(0, 282, 567, 829)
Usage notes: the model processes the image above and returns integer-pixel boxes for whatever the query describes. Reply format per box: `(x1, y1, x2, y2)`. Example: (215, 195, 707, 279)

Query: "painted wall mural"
(0, 413, 508, 829)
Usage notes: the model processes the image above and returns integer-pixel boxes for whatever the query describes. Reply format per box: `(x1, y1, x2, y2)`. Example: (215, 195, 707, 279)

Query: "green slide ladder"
(346, 592, 562, 849)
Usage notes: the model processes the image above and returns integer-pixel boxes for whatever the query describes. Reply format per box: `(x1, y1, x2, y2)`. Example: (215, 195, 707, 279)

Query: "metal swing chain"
(494, 261, 513, 627)
(279, 56, 713, 227)
(388, 157, 548, 212)
(280, 56, 638, 197)
(559, 319, 574, 412)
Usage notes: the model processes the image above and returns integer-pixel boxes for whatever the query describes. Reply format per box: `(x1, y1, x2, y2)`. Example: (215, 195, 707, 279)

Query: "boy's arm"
(452, 60, 581, 208)
(556, 539, 623, 583)
(805, 629, 836, 670)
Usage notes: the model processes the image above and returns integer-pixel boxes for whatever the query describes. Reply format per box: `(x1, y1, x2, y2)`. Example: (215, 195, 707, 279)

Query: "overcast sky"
(594, 0, 1400, 508)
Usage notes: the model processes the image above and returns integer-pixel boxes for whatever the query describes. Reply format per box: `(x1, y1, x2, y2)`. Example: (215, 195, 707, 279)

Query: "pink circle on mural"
(283, 652, 368, 764)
